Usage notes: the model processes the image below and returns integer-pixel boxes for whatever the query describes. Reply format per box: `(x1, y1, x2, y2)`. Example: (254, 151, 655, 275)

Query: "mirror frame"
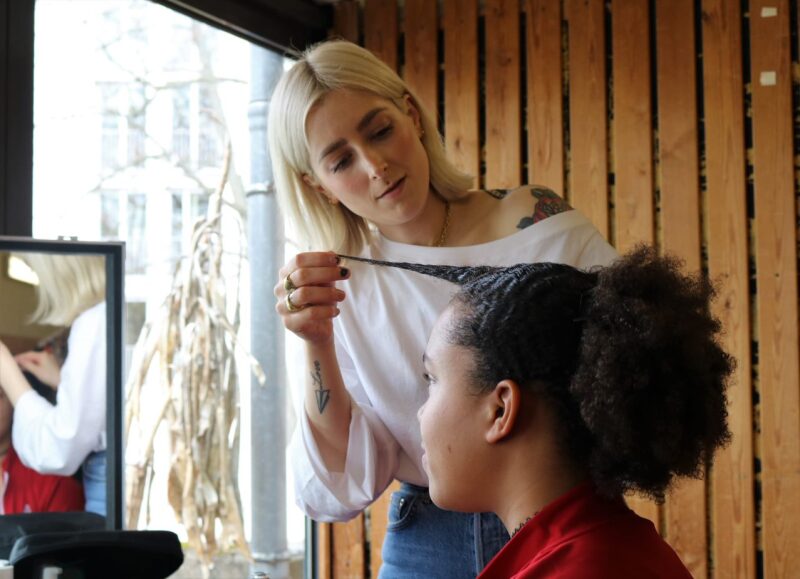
(0, 235, 124, 530)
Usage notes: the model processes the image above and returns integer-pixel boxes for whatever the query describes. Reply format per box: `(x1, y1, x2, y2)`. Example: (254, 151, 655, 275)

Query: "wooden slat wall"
(656, 0, 706, 576)
(443, 0, 480, 184)
(485, 0, 521, 189)
(702, 1, 757, 577)
(525, 0, 563, 194)
(611, 0, 659, 527)
(565, 0, 608, 236)
(318, 1, 800, 576)
(750, 1, 800, 577)
(363, 0, 397, 71)
(403, 0, 438, 119)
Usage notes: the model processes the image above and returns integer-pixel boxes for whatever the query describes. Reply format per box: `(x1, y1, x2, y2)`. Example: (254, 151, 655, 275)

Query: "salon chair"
(9, 529, 183, 579)
(0, 513, 105, 560)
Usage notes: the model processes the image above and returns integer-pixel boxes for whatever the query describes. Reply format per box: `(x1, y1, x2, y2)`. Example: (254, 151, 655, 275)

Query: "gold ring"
(284, 273, 297, 292)
(285, 291, 303, 312)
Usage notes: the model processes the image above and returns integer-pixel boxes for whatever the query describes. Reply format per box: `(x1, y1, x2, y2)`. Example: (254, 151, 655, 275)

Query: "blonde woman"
(0, 253, 107, 516)
(269, 40, 617, 577)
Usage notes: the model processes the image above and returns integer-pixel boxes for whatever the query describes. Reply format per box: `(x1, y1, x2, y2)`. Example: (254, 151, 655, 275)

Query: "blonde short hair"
(17, 253, 106, 327)
(268, 40, 473, 254)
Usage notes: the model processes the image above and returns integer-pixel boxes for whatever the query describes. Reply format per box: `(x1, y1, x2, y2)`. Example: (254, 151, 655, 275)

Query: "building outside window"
(32, 1, 303, 575)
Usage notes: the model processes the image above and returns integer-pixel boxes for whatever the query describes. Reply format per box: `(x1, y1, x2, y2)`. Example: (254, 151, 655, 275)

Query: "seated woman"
(412, 246, 733, 578)
(0, 380, 84, 514)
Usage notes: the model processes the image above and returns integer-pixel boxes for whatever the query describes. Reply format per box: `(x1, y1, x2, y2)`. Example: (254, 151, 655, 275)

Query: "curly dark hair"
(449, 247, 733, 501)
(343, 246, 734, 501)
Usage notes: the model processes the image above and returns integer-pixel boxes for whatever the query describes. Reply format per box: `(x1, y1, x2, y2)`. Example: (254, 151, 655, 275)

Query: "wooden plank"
(655, 0, 706, 575)
(318, 522, 332, 579)
(332, 516, 365, 579)
(484, 0, 521, 189)
(749, 1, 800, 576)
(443, 0, 480, 184)
(525, 0, 564, 195)
(611, 0, 658, 527)
(332, 0, 359, 43)
(364, 0, 398, 71)
(611, 0, 653, 252)
(701, 0, 756, 577)
(403, 0, 438, 121)
(565, 0, 608, 237)
(368, 480, 401, 578)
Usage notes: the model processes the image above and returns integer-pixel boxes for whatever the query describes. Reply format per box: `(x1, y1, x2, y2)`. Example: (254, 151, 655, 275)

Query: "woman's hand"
(14, 350, 61, 389)
(274, 251, 350, 344)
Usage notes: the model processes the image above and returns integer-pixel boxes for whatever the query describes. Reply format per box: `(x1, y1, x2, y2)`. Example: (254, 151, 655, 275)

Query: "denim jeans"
(378, 482, 509, 578)
(82, 449, 106, 516)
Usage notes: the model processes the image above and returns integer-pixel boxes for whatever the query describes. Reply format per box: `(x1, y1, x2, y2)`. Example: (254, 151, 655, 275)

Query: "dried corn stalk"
(125, 144, 265, 576)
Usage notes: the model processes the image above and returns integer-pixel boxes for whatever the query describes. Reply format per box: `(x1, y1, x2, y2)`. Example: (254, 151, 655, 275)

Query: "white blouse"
(13, 301, 106, 476)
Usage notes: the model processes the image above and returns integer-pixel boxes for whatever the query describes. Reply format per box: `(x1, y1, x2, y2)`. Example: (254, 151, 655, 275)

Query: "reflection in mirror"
(0, 251, 107, 518)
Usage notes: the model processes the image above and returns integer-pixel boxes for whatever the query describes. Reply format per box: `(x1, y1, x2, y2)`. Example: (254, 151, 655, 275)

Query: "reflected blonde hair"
(268, 40, 473, 254)
(16, 253, 106, 326)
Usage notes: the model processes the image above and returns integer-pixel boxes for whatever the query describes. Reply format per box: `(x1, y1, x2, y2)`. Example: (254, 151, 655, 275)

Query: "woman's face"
(418, 306, 490, 512)
(304, 88, 434, 238)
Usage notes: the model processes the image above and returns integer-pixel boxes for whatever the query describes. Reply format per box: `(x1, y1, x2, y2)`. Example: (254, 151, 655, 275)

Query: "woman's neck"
(377, 190, 452, 246)
(494, 450, 588, 539)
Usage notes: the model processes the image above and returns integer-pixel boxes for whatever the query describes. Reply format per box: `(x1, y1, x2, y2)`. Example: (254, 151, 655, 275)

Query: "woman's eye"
(371, 124, 392, 140)
(332, 155, 351, 173)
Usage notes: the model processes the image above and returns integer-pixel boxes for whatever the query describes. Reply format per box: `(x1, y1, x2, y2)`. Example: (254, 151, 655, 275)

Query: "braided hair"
(341, 246, 733, 501)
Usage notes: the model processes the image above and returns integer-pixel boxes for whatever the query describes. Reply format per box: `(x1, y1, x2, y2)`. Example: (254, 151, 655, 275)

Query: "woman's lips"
(378, 176, 406, 200)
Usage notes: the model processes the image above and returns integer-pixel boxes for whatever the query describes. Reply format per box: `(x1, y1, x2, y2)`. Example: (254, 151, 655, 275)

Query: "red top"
(1, 445, 84, 514)
(479, 482, 692, 579)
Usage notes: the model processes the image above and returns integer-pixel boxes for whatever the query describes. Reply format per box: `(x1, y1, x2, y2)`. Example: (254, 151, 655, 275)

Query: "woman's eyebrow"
(317, 107, 388, 163)
(356, 107, 387, 132)
(319, 138, 346, 162)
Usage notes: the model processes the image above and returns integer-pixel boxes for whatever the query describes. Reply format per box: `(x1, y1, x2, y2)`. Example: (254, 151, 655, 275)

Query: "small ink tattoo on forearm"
(312, 360, 331, 414)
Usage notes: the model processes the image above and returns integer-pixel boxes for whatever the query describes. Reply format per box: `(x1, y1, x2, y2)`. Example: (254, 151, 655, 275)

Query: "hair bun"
(571, 245, 733, 500)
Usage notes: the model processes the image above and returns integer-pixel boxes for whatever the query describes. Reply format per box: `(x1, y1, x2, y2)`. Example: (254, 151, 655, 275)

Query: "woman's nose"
(364, 150, 389, 180)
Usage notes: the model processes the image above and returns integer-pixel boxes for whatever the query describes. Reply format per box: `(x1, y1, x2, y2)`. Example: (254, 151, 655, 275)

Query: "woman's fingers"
(281, 266, 350, 294)
(275, 252, 350, 343)
(278, 251, 340, 280)
(278, 286, 345, 313)
(275, 252, 350, 298)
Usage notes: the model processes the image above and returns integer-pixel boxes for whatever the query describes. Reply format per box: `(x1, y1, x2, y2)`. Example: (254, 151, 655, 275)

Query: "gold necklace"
(434, 199, 451, 247)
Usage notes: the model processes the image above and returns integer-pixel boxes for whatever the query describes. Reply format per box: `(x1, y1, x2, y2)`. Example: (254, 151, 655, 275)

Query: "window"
(100, 190, 120, 239)
(198, 84, 220, 167)
(32, 2, 302, 575)
(126, 83, 147, 166)
(100, 84, 122, 170)
(172, 87, 191, 165)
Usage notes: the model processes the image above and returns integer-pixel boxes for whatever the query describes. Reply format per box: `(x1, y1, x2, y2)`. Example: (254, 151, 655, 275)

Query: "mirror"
(0, 237, 123, 530)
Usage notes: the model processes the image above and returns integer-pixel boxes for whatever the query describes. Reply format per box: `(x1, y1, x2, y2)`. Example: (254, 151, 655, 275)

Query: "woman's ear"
(485, 379, 521, 444)
(302, 174, 339, 205)
(402, 93, 423, 137)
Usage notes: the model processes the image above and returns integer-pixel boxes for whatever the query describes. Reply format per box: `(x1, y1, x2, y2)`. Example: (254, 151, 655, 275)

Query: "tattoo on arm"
(517, 186, 573, 229)
(312, 360, 331, 414)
